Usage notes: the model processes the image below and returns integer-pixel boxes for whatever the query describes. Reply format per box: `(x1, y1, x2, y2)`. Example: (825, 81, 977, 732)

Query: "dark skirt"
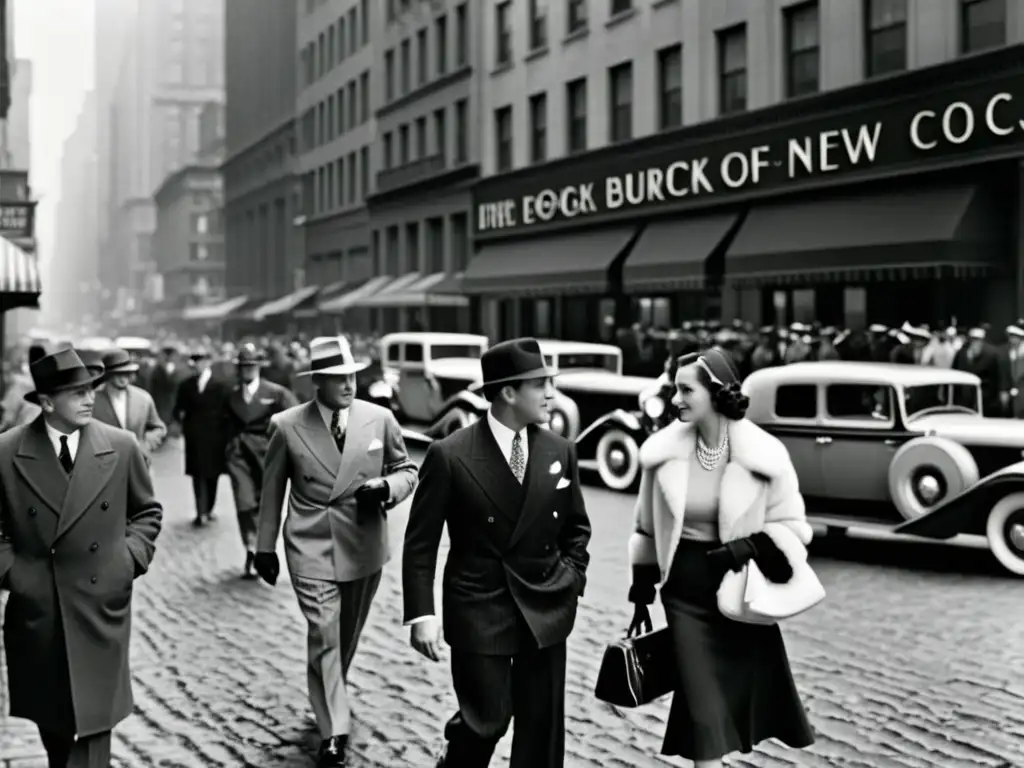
(659, 538, 815, 760)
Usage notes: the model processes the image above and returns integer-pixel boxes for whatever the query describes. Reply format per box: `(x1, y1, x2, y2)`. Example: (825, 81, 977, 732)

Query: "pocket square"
(368, 438, 383, 451)
(556, 477, 571, 490)
(549, 460, 562, 475)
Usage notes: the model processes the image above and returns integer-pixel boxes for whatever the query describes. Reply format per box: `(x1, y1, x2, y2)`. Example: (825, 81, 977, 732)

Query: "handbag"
(594, 627, 675, 708)
(717, 557, 825, 625)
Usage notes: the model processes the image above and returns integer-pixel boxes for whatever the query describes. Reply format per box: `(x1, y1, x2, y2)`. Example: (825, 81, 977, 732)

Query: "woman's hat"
(25, 349, 103, 404)
(481, 338, 556, 386)
(102, 348, 141, 374)
(297, 336, 370, 376)
(233, 342, 269, 367)
(685, 347, 740, 387)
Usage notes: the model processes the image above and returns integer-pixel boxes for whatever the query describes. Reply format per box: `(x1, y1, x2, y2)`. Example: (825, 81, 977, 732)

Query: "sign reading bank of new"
(475, 70, 1024, 235)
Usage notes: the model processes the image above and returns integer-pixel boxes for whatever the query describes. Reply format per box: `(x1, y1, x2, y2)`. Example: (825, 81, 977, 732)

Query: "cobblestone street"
(3, 440, 1024, 767)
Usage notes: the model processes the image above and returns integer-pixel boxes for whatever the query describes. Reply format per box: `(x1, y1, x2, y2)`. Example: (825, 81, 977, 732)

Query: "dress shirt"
(107, 386, 128, 428)
(45, 421, 80, 462)
(242, 377, 260, 403)
(196, 368, 211, 394)
(316, 399, 349, 433)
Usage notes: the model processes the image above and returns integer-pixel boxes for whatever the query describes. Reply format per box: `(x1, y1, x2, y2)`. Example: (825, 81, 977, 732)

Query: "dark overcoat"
(402, 420, 592, 655)
(0, 417, 162, 737)
(174, 374, 229, 477)
(954, 343, 1010, 416)
(149, 364, 186, 425)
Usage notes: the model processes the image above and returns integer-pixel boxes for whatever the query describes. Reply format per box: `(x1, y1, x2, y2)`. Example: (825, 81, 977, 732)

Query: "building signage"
(0, 202, 32, 238)
(474, 70, 1024, 235)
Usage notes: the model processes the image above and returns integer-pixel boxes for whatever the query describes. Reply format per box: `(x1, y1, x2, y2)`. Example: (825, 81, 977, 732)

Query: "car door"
(396, 343, 440, 423)
(768, 383, 827, 498)
(819, 383, 899, 503)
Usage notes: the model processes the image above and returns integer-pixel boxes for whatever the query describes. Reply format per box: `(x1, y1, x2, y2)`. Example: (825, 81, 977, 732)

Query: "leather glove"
(627, 603, 652, 637)
(707, 537, 758, 581)
(749, 531, 794, 584)
(253, 552, 279, 586)
(355, 478, 390, 518)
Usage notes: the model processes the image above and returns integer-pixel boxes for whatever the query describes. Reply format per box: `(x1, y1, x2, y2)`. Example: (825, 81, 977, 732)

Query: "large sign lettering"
(474, 71, 1024, 235)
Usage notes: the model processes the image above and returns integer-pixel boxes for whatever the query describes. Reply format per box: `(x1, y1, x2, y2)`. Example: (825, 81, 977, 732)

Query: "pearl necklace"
(696, 430, 729, 471)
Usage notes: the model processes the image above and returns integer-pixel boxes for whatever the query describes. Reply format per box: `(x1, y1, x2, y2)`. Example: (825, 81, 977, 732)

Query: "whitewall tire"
(596, 429, 640, 492)
(986, 492, 1024, 576)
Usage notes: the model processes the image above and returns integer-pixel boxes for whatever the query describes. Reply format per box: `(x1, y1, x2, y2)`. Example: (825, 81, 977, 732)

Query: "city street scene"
(2, 0, 1024, 767)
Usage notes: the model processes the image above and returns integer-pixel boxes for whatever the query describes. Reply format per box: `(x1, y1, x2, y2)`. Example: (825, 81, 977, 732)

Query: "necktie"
(510, 431, 525, 484)
(59, 436, 74, 475)
(330, 409, 346, 455)
(243, 385, 252, 404)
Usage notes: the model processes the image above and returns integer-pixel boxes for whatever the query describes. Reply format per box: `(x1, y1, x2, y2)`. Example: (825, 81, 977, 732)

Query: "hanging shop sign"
(474, 69, 1024, 235)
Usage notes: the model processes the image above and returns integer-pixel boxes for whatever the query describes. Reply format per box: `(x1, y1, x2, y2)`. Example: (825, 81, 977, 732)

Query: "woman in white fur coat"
(627, 348, 815, 767)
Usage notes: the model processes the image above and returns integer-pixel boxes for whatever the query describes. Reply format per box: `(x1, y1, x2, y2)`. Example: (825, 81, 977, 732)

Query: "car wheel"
(888, 437, 979, 521)
(986, 492, 1024, 576)
(596, 429, 640, 492)
(548, 408, 570, 438)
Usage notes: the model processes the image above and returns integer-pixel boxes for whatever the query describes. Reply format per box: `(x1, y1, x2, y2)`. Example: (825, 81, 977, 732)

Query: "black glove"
(627, 603, 652, 637)
(355, 478, 390, 518)
(707, 537, 758, 581)
(749, 531, 793, 584)
(253, 552, 279, 586)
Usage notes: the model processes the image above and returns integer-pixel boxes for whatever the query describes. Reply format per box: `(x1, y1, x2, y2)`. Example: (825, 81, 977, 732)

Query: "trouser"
(236, 507, 258, 551)
(442, 640, 567, 768)
(290, 570, 383, 739)
(38, 729, 112, 768)
(191, 476, 219, 520)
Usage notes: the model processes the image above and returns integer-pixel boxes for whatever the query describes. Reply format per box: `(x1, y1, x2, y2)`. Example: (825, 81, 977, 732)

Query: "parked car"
(740, 361, 1024, 576)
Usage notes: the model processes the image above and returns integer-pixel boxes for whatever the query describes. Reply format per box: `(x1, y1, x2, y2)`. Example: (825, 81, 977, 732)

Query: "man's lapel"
(459, 419, 525, 524)
(228, 384, 250, 421)
(92, 386, 117, 428)
(331, 400, 373, 499)
(508, 426, 559, 548)
(54, 423, 118, 542)
(296, 400, 341, 477)
(13, 416, 68, 515)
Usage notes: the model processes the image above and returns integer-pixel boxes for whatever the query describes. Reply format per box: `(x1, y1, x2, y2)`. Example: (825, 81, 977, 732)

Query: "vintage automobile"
(737, 361, 1024, 576)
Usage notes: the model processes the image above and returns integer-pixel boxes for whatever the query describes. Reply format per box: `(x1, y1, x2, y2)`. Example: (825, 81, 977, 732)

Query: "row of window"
(381, 99, 470, 171)
(370, 213, 471, 276)
(496, 0, 589, 64)
(383, 3, 469, 104)
(303, 146, 372, 217)
(300, 72, 371, 152)
(300, 0, 371, 89)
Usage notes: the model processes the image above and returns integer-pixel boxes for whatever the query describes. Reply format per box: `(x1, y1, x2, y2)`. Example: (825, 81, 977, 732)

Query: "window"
(566, 77, 587, 154)
(399, 124, 410, 164)
(360, 146, 370, 198)
(785, 2, 820, 98)
(567, 0, 587, 33)
(400, 39, 411, 94)
(609, 62, 633, 143)
(718, 25, 747, 115)
(611, 0, 632, 15)
(327, 26, 336, 69)
(774, 385, 817, 419)
(865, 0, 907, 77)
(360, 0, 369, 45)
(327, 93, 336, 140)
(385, 50, 395, 101)
(317, 33, 325, 77)
(657, 44, 682, 130)
(336, 87, 345, 134)
(338, 17, 347, 60)
(904, 384, 980, 419)
(317, 102, 326, 145)
(416, 117, 428, 158)
(529, 92, 547, 163)
(191, 213, 209, 234)
(406, 223, 420, 272)
(344, 82, 355, 130)
(495, 2, 512, 66)
(384, 132, 394, 169)
(326, 163, 335, 208)
(348, 7, 358, 51)
(190, 244, 210, 262)
(348, 151, 357, 202)
(436, 14, 448, 75)
(455, 3, 468, 67)
(455, 98, 468, 163)
(529, 0, 547, 50)
(434, 107, 447, 161)
(451, 213, 469, 272)
(826, 384, 893, 423)
(359, 71, 369, 123)
(335, 158, 344, 206)
(417, 28, 428, 85)
(494, 106, 513, 172)
(961, 0, 1005, 53)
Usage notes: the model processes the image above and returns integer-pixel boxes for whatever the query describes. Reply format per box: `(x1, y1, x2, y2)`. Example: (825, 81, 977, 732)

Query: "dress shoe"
(242, 551, 257, 579)
(317, 734, 348, 767)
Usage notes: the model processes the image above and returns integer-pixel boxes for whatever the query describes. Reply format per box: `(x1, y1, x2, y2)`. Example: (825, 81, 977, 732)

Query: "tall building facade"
(222, 0, 301, 309)
(106, 0, 223, 327)
(3, 55, 34, 341)
(468, 0, 1024, 339)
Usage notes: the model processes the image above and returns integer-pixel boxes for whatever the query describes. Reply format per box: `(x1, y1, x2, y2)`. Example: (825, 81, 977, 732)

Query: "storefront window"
(772, 290, 787, 327)
(792, 289, 815, 324)
(865, 0, 907, 77)
(960, 0, 1005, 53)
(599, 298, 616, 341)
(635, 297, 671, 328)
(535, 299, 553, 337)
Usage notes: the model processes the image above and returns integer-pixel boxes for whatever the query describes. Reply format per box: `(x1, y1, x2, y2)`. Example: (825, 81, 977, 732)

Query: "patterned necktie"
(59, 436, 74, 475)
(330, 409, 346, 454)
(510, 431, 525, 484)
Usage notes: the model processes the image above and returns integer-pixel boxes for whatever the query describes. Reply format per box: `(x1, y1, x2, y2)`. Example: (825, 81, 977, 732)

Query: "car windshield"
(903, 383, 980, 419)
(554, 353, 619, 372)
(430, 344, 483, 360)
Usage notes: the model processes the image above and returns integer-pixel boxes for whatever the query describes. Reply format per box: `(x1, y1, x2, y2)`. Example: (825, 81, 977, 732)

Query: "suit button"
(553, 511, 559, 519)
(28, 508, 36, 517)
(487, 516, 495, 523)
(90, 576, 97, 584)
(50, 548, 55, 555)
(544, 544, 551, 551)
(89, 543, 98, 552)
(101, 501, 109, 510)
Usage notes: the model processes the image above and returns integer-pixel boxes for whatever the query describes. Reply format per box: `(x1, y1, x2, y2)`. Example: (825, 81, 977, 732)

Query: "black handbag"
(594, 628, 675, 708)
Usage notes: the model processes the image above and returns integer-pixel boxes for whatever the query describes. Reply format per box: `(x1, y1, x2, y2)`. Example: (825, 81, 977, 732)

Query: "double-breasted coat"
(402, 419, 592, 655)
(0, 417, 162, 737)
(174, 373, 230, 477)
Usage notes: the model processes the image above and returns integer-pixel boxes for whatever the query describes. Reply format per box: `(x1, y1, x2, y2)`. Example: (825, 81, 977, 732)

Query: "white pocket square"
(549, 460, 562, 475)
(368, 438, 383, 451)
(556, 477, 571, 490)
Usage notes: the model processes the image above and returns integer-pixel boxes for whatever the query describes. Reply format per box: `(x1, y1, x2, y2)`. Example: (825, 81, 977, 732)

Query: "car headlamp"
(643, 394, 665, 420)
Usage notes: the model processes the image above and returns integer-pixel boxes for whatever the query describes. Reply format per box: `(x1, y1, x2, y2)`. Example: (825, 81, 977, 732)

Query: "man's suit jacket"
(257, 399, 417, 582)
(402, 418, 592, 656)
(173, 373, 229, 477)
(0, 417, 162, 737)
(954, 343, 1010, 415)
(93, 383, 168, 455)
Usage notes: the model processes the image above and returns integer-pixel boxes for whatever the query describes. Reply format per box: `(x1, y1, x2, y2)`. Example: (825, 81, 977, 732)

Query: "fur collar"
(639, 418, 790, 480)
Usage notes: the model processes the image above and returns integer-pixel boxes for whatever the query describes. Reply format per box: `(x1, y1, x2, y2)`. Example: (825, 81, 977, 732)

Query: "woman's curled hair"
(677, 348, 750, 420)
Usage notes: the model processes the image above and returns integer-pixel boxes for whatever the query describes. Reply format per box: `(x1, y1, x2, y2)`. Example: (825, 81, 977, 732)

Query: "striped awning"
(360, 272, 469, 308)
(182, 295, 250, 321)
(319, 275, 393, 314)
(253, 285, 320, 321)
(353, 272, 423, 308)
(294, 280, 347, 318)
(0, 236, 41, 310)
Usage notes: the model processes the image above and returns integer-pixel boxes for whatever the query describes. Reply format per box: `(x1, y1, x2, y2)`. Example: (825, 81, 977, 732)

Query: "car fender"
(575, 409, 644, 459)
(894, 460, 1024, 538)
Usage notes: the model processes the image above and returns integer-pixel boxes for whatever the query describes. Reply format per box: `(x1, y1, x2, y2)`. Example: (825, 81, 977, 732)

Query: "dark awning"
(463, 227, 639, 296)
(0, 236, 41, 310)
(293, 280, 347, 318)
(623, 214, 739, 293)
(725, 185, 1003, 287)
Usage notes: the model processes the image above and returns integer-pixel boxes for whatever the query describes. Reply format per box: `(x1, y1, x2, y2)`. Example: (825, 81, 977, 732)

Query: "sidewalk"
(0, 594, 48, 768)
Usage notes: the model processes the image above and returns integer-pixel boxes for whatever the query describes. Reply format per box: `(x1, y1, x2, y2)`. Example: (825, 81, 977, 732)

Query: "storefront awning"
(357, 272, 470, 308)
(354, 272, 424, 308)
(319, 275, 393, 314)
(294, 280, 348, 318)
(181, 295, 250, 321)
(725, 185, 1002, 286)
(624, 214, 739, 293)
(253, 286, 320, 321)
(463, 227, 639, 296)
(0, 236, 41, 310)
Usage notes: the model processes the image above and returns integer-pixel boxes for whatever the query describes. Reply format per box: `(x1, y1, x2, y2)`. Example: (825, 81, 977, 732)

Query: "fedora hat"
(25, 348, 102, 405)
(297, 336, 370, 376)
(481, 338, 556, 387)
(233, 342, 269, 367)
(190, 346, 212, 361)
(102, 348, 140, 374)
(74, 348, 107, 377)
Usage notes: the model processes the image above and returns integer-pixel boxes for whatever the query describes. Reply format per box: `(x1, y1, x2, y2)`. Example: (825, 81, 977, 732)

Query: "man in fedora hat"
(255, 336, 417, 767)
(402, 337, 592, 768)
(92, 349, 167, 464)
(173, 346, 230, 526)
(224, 342, 298, 578)
(0, 348, 162, 768)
